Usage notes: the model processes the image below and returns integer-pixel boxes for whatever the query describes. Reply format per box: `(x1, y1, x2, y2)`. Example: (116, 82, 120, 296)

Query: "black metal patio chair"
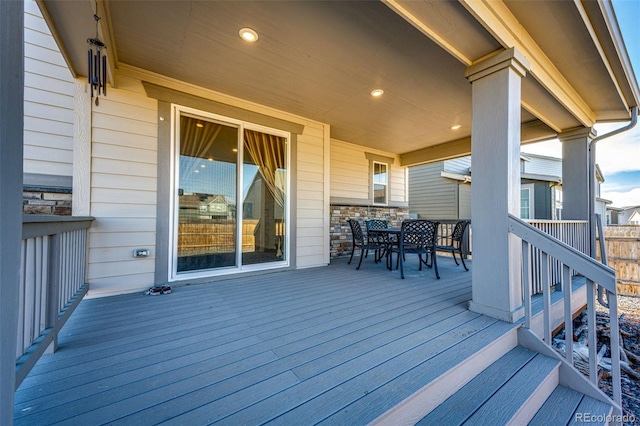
(365, 219, 394, 262)
(347, 219, 388, 270)
(436, 220, 470, 271)
(390, 219, 440, 279)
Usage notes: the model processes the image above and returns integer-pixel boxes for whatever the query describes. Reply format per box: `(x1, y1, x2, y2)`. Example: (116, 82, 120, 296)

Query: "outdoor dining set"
(347, 218, 470, 279)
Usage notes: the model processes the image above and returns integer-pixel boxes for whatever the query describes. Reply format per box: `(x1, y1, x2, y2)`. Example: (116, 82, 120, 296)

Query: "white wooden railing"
(16, 216, 93, 389)
(526, 220, 589, 294)
(509, 214, 621, 415)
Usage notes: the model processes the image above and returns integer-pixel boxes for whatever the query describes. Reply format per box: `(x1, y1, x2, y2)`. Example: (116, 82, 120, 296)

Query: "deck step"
(370, 322, 518, 425)
(417, 346, 561, 425)
(529, 385, 613, 426)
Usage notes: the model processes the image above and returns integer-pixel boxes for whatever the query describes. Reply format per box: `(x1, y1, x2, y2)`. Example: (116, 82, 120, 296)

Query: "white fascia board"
(521, 172, 561, 183)
(441, 170, 472, 183)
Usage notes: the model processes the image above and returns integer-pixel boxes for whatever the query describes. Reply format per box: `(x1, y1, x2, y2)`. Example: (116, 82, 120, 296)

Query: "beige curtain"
(243, 129, 286, 208)
(180, 116, 223, 160)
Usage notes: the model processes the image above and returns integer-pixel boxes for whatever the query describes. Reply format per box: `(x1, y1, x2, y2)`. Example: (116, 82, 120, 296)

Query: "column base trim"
(469, 301, 524, 323)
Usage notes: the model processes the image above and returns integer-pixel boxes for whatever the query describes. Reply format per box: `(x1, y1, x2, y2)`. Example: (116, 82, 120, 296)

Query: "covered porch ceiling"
(38, 0, 638, 166)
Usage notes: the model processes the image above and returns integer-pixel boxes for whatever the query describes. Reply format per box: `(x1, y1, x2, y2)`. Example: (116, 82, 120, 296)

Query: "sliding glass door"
(173, 108, 288, 277)
(242, 129, 287, 265)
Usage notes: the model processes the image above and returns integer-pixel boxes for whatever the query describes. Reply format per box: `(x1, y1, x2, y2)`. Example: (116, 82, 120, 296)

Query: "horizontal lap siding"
(330, 140, 405, 203)
(444, 156, 471, 174)
(524, 155, 562, 176)
(409, 162, 459, 219)
(330, 142, 369, 199)
(88, 76, 158, 296)
(297, 127, 328, 268)
(23, 0, 74, 177)
(390, 167, 407, 204)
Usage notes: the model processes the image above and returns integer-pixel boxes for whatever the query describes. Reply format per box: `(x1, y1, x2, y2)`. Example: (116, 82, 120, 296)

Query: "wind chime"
(87, 1, 107, 106)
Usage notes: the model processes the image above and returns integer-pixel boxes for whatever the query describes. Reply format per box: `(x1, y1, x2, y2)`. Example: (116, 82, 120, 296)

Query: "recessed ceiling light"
(200, 164, 206, 168)
(450, 124, 462, 130)
(232, 148, 238, 153)
(239, 28, 259, 42)
(370, 89, 384, 97)
(196, 122, 204, 128)
(207, 157, 214, 162)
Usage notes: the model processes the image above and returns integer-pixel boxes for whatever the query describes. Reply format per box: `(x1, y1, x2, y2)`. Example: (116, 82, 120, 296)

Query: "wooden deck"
(13, 254, 516, 425)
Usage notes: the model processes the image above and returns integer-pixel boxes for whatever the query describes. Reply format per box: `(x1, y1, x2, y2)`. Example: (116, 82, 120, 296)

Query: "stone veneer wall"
(23, 186, 72, 216)
(330, 204, 411, 258)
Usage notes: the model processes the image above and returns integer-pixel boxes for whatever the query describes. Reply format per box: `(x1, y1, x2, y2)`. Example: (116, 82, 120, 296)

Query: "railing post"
(0, 0, 24, 423)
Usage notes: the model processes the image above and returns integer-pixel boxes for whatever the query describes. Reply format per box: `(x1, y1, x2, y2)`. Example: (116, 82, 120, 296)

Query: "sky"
(522, 0, 640, 209)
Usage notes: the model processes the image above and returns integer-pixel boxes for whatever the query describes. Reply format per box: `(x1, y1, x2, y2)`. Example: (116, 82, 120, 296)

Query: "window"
(373, 161, 388, 205)
(553, 186, 563, 220)
(520, 184, 535, 219)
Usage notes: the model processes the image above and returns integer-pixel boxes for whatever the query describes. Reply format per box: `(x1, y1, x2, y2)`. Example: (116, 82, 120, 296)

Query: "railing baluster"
(34, 237, 44, 342)
(587, 279, 597, 384)
(609, 291, 622, 416)
(522, 240, 531, 328)
(563, 264, 573, 365)
(24, 238, 36, 353)
(541, 252, 551, 344)
(17, 240, 26, 359)
(47, 233, 60, 352)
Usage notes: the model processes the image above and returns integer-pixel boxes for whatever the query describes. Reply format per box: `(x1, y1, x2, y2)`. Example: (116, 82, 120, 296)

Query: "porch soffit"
(37, 0, 636, 162)
(141, 82, 305, 135)
(400, 119, 557, 168)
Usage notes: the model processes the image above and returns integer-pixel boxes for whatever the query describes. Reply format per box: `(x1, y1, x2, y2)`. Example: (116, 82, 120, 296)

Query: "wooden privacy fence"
(601, 225, 640, 296)
(16, 216, 93, 389)
(526, 220, 589, 294)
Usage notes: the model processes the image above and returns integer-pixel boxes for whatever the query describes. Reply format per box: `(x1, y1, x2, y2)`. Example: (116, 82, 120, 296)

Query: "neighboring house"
(178, 193, 231, 219)
(606, 206, 624, 225)
(619, 206, 640, 225)
(410, 153, 608, 221)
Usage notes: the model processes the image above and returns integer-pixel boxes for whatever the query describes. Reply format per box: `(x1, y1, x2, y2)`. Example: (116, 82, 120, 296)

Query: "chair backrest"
(451, 220, 469, 243)
(365, 219, 388, 231)
(401, 219, 439, 247)
(347, 219, 365, 244)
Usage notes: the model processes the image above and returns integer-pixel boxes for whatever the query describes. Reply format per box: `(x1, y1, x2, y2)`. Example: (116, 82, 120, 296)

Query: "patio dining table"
(369, 221, 440, 279)
(367, 227, 400, 269)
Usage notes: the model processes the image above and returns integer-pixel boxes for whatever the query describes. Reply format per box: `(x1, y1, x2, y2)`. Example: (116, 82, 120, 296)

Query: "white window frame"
(520, 183, 535, 220)
(372, 161, 389, 206)
(169, 104, 291, 282)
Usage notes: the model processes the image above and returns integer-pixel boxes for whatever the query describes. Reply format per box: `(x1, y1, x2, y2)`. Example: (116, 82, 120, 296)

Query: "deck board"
(14, 256, 497, 425)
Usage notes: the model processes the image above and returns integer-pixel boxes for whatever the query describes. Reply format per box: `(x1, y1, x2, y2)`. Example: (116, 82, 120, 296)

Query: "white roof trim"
(441, 171, 472, 183)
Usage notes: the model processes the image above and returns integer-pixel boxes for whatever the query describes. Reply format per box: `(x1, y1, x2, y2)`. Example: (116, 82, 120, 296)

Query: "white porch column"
(1, 0, 24, 423)
(465, 48, 530, 323)
(559, 127, 595, 221)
